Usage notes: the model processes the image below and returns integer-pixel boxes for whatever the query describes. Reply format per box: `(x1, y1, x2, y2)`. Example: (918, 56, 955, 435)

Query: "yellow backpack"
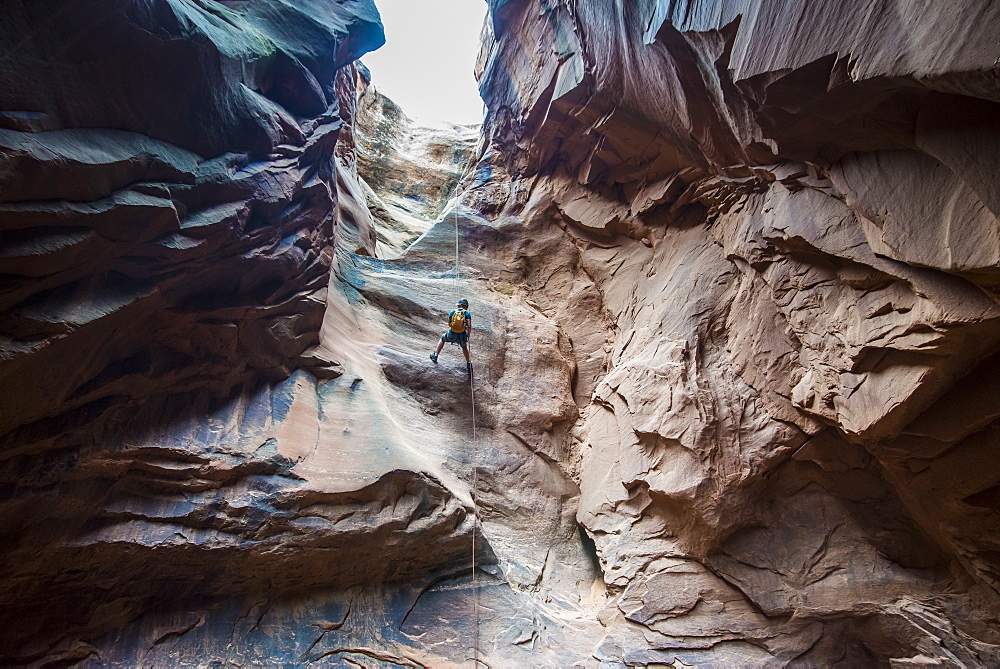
(450, 310, 467, 333)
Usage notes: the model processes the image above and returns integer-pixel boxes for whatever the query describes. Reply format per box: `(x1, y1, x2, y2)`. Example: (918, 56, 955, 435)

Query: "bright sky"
(361, 0, 488, 126)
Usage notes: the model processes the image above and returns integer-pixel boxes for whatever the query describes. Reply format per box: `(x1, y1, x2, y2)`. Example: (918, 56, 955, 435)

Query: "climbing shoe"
(429, 353, 438, 363)
(467, 362, 473, 375)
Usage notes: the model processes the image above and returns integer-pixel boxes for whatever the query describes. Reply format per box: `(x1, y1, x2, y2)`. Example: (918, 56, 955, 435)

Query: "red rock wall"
(2, 0, 1000, 665)
(468, 0, 1000, 663)
(0, 1, 390, 663)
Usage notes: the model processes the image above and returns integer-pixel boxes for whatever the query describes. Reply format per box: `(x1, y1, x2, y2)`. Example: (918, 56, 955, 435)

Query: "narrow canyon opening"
(1, 1, 1000, 667)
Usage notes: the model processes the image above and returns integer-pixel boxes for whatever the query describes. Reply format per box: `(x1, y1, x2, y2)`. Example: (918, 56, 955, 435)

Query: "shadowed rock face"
(2, 0, 1000, 666)
(0, 0, 386, 435)
(0, 0, 404, 664)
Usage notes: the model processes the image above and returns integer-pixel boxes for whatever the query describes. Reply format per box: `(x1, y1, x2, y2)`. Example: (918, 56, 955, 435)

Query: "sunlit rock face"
(0, 1, 586, 665)
(352, 64, 479, 255)
(2, 0, 1000, 666)
(468, 0, 1000, 664)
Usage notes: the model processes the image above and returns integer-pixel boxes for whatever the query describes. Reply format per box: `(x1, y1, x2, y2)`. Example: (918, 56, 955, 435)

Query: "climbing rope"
(469, 369, 479, 667)
(442, 135, 481, 667)
(446, 131, 478, 304)
(459, 201, 480, 667)
(454, 204, 461, 302)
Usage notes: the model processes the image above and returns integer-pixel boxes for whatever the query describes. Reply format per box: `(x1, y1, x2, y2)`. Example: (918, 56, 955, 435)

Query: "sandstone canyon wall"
(1, 0, 999, 667)
(350, 66, 480, 257)
(468, 0, 1000, 664)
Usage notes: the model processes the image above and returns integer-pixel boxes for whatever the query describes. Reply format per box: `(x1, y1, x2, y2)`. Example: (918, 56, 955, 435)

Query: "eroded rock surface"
(2, 0, 1000, 667)
(350, 64, 480, 257)
(466, 0, 1000, 664)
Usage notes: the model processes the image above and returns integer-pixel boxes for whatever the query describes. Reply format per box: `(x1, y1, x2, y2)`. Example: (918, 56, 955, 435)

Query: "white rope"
(470, 370, 479, 667)
(455, 205, 461, 302)
(440, 132, 482, 667)
(454, 177, 479, 668)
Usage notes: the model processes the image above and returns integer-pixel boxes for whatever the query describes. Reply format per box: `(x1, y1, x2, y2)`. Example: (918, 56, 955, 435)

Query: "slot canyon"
(1, 0, 999, 666)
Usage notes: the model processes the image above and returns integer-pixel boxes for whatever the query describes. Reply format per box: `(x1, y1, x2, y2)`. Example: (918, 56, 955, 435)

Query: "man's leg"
(431, 336, 445, 362)
(461, 343, 470, 363)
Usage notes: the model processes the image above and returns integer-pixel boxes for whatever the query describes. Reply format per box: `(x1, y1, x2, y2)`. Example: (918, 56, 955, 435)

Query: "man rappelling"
(430, 298, 473, 375)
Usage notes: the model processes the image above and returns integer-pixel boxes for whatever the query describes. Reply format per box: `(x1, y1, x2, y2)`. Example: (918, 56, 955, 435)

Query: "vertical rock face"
(468, 0, 1000, 664)
(0, 0, 385, 432)
(351, 65, 480, 256)
(2, 0, 1000, 666)
(355, 67, 479, 219)
(0, 1, 402, 664)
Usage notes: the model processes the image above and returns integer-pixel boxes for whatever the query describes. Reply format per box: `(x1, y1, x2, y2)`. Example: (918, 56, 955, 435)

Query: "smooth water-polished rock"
(0, 0, 410, 663)
(3, 0, 1000, 666)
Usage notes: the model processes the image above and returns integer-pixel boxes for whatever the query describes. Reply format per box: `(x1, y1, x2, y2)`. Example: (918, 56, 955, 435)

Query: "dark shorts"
(441, 330, 468, 347)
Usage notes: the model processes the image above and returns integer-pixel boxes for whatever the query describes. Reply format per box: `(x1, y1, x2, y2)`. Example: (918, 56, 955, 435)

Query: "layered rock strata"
(0, 1, 414, 664)
(1, 0, 1000, 667)
(352, 65, 480, 256)
(467, 0, 1000, 664)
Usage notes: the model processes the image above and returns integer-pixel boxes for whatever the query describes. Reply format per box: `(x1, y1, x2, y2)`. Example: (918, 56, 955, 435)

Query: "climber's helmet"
(457, 298, 469, 309)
